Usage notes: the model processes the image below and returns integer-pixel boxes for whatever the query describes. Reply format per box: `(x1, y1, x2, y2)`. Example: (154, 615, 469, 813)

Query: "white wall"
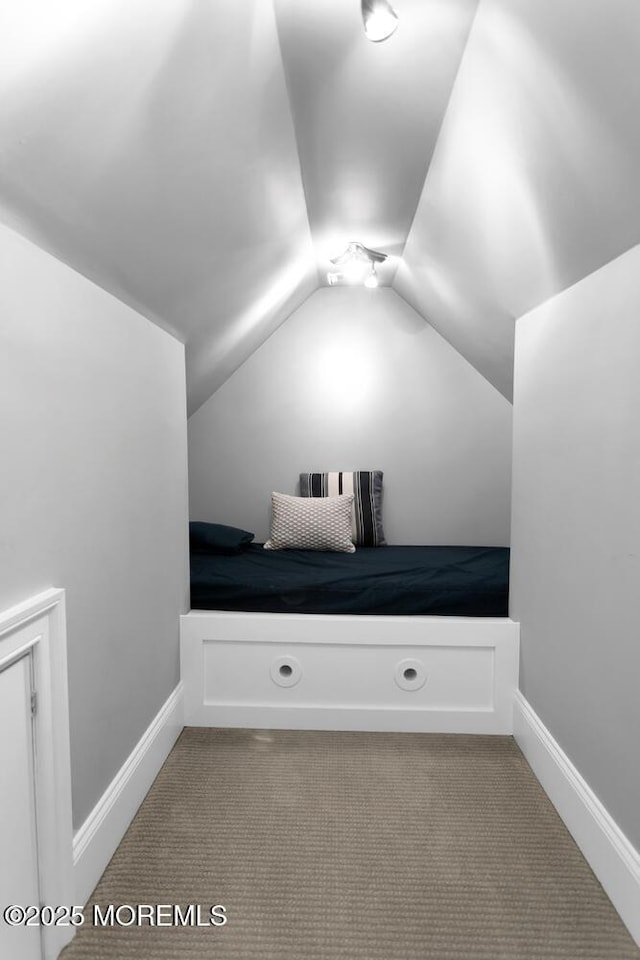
(510, 245, 640, 850)
(395, 0, 640, 400)
(0, 222, 189, 828)
(188, 286, 512, 545)
(0, 0, 317, 417)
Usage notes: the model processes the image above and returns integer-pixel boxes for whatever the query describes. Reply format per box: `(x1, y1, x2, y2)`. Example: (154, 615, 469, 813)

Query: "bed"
(189, 543, 510, 617)
(181, 542, 519, 736)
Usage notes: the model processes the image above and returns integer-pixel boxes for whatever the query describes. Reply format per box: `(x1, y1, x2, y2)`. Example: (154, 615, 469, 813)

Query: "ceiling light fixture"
(361, 0, 399, 43)
(364, 263, 379, 288)
(328, 241, 387, 287)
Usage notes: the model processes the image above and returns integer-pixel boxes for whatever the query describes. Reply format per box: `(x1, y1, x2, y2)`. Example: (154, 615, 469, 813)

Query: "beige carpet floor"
(61, 728, 640, 959)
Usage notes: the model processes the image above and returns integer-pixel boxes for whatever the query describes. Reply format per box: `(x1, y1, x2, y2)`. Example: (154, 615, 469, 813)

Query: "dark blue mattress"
(190, 544, 510, 617)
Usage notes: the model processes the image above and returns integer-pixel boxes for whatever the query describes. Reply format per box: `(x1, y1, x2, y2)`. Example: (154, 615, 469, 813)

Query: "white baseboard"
(514, 691, 640, 946)
(73, 683, 184, 906)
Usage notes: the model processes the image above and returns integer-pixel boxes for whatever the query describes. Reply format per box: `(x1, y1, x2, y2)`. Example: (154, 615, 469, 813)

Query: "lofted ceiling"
(1, 0, 640, 414)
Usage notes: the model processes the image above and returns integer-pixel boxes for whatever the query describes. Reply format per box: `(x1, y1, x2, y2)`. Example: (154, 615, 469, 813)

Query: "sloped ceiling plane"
(1, 0, 639, 413)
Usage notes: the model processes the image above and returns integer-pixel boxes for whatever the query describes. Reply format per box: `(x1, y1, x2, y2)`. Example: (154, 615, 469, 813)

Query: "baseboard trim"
(514, 691, 640, 946)
(73, 683, 184, 906)
(190, 704, 512, 734)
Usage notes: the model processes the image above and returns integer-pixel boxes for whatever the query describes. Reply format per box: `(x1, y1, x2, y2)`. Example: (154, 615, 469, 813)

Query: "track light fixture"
(361, 0, 399, 43)
(328, 241, 388, 287)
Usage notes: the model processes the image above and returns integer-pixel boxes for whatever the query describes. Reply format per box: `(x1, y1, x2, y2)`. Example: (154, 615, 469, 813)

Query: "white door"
(0, 651, 42, 960)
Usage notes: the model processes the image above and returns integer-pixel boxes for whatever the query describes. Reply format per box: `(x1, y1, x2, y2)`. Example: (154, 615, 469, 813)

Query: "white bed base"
(180, 611, 520, 735)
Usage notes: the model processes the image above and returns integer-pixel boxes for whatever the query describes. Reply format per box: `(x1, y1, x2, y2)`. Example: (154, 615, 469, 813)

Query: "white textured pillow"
(264, 492, 356, 553)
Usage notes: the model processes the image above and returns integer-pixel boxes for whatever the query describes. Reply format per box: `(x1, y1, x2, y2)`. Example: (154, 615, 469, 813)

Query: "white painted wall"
(0, 0, 317, 416)
(396, 0, 640, 400)
(188, 286, 512, 546)
(510, 245, 640, 850)
(0, 222, 189, 828)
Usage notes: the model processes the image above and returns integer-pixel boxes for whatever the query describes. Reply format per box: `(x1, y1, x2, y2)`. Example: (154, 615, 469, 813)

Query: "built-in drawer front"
(203, 640, 495, 712)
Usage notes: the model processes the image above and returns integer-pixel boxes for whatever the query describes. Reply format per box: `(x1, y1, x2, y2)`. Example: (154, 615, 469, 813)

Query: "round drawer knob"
(270, 655, 303, 688)
(394, 658, 427, 691)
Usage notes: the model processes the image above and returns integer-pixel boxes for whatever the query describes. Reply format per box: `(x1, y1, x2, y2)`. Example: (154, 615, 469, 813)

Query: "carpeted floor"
(61, 728, 640, 959)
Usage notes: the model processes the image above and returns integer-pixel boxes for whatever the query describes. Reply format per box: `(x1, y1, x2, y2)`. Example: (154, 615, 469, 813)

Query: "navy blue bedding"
(190, 544, 510, 617)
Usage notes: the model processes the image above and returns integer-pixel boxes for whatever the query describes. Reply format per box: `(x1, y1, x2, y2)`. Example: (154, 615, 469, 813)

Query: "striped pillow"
(299, 471, 386, 547)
